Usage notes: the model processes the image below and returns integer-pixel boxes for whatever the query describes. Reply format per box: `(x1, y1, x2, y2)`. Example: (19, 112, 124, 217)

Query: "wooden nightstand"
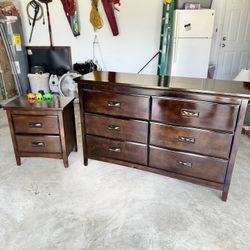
(4, 96, 77, 168)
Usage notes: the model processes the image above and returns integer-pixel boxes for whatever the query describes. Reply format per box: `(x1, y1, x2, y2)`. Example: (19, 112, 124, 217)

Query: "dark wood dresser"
(4, 96, 77, 168)
(77, 72, 250, 201)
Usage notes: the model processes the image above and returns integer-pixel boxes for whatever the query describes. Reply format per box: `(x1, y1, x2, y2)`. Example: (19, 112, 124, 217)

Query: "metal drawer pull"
(108, 147, 121, 153)
(178, 136, 195, 144)
(32, 142, 45, 147)
(181, 109, 199, 117)
(28, 122, 43, 128)
(177, 160, 192, 168)
(107, 125, 121, 131)
(108, 101, 121, 108)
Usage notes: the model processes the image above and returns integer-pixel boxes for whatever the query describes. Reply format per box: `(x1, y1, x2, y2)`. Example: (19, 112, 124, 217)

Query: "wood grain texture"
(150, 123, 233, 159)
(87, 135, 148, 165)
(16, 135, 62, 153)
(149, 146, 228, 183)
(152, 97, 239, 132)
(13, 115, 59, 134)
(85, 113, 148, 143)
(84, 90, 150, 120)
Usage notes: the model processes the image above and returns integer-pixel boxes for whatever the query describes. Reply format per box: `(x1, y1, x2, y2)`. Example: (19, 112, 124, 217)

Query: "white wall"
(18, 0, 162, 75)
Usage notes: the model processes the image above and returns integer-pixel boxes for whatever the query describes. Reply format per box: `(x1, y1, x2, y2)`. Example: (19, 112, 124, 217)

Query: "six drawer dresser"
(77, 71, 250, 201)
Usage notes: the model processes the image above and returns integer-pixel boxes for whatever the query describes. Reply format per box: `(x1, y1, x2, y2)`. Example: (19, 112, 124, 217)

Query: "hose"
(26, 0, 45, 25)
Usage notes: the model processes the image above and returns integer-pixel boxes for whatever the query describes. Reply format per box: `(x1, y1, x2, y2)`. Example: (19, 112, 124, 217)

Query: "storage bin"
(28, 73, 50, 93)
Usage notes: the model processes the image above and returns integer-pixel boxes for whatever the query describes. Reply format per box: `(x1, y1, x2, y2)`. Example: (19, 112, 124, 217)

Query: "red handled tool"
(101, 0, 120, 36)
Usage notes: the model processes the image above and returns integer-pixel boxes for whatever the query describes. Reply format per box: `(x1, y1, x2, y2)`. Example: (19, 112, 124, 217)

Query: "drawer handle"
(181, 109, 199, 118)
(108, 101, 121, 108)
(178, 136, 195, 144)
(108, 146, 121, 153)
(107, 125, 121, 131)
(32, 142, 45, 147)
(28, 122, 43, 128)
(177, 160, 192, 168)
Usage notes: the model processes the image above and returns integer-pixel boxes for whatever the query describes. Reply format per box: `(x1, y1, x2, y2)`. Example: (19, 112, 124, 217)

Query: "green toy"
(36, 92, 44, 103)
(43, 92, 54, 102)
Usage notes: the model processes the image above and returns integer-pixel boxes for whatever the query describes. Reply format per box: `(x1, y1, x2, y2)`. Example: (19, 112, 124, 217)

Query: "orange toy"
(27, 93, 36, 104)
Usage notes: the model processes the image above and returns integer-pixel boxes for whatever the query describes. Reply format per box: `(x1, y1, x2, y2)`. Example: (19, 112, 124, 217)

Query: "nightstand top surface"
(3, 96, 75, 111)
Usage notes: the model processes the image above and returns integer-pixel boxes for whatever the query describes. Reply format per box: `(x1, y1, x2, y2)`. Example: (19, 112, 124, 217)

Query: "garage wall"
(18, 0, 162, 75)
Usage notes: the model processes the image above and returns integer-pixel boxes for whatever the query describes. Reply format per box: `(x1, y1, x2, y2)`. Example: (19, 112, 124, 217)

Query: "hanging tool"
(26, 0, 45, 43)
(38, 0, 53, 47)
(101, 0, 120, 36)
(61, 0, 80, 37)
(90, 0, 103, 32)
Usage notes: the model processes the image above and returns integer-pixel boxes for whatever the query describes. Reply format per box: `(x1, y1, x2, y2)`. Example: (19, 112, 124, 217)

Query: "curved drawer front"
(13, 115, 59, 134)
(152, 97, 239, 132)
(85, 113, 148, 143)
(84, 91, 150, 120)
(150, 123, 233, 159)
(87, 135, 147, 165)
(149, 146, 227, 183)
(16, 135, 62, 153)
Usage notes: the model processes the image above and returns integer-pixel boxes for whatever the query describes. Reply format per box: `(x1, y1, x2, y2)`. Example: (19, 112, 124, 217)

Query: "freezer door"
(174, 10, 215, 38)
(170, 38, 212, 79)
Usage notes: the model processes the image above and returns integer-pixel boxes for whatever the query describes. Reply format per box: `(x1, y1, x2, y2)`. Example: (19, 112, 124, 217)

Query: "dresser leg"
(63, 158, 69, 168)
(84, 158, 88, 166)
(16, 156, 21, 166)
(222, 190, 228, 202)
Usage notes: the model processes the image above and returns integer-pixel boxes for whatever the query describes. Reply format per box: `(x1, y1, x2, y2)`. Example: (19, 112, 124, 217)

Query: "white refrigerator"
(170, 9, 215, 79)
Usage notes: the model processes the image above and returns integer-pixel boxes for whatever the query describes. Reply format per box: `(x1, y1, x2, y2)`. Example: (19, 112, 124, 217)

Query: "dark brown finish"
(77, 71, 250, 201)
(84, 90, 150, 120)
(16, 135, 62, 153)
(4, 96, 77, 168)
(150, 123, 233, 159)
(152, 97, 239, 132)
(87, 135, 147, 165)
(13, 115, 59, 134)
(149, 146, 227, 183)
(222, 99, 249, 201)
(85, 113, 148, 143)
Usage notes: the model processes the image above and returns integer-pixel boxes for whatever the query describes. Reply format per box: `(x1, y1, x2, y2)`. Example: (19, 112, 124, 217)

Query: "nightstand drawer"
(152, 97, 239, 132)
(84, 91, 150, 119)
(149, 146, 227, 183)
(85, 113, 148, 143)
(13, 115, 59, 134)
(16, 135, 62, 153)
(150, 123, 233, 159)
(87, 135, 147, 165)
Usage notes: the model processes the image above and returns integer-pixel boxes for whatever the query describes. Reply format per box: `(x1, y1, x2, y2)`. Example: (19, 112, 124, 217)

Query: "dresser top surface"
(77, 71, 250, 99)
(4, 96, 75, 111)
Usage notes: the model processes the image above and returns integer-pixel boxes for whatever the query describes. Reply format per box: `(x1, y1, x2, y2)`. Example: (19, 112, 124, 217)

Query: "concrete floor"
(0, 104, 250, 250)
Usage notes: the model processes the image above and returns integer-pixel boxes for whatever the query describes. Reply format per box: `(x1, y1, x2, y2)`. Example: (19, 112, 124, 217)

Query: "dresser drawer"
(85, 113, 148, 143)
(13, 115, 59, 134)
(84, 91, 150, 119)
(150, 123, 233, 159)
(16, 135, 62, 153)
(87, 135, 147, 165)
(149, 146, 227, 183)
(152, 97, 239, 132)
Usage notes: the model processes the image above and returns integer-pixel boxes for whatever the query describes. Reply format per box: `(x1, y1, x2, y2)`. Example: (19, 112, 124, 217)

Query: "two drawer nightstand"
(4, 96, 77, 168)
